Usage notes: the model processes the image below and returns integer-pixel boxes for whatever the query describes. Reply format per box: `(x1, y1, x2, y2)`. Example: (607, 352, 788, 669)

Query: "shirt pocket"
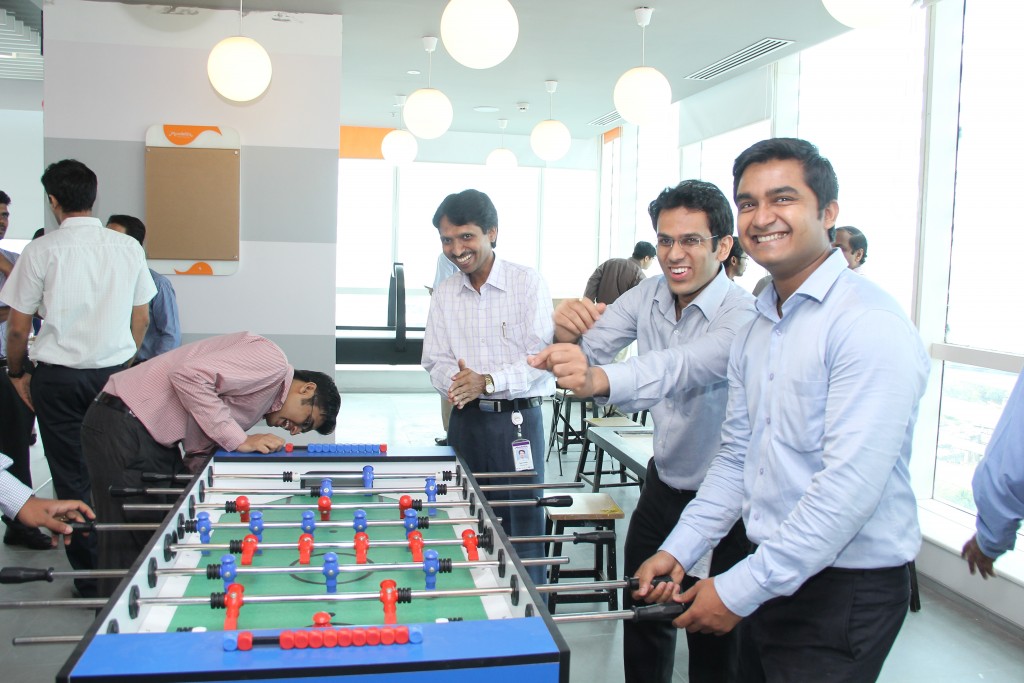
(499, 322, 528, 352)
(777, 378, 828, 454)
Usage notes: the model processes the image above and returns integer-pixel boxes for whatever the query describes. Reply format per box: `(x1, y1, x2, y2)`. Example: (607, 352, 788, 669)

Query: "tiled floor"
(1, 391, 1023, 682)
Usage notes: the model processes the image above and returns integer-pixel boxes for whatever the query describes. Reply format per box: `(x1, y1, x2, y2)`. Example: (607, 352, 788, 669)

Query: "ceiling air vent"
(685, 38, 793, 81)
(588, 110, 623, 127)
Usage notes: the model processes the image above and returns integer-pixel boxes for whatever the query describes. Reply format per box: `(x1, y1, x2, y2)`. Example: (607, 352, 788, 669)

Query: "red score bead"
(285, 442, 294, 453)
(395, 626, 410, 644)
(294, 631, 310, 649)
(237, 631, 254, 651)
(380, 444, 388, 454)
(351, 628, 367, 646)
(279, 631, 295, 650)
(337, 629, 352, 647)
(323, 629, 338, 648)
(380, 627, 395, 645)
(366, 627, 381, 646)
(309, 630, 324, 648)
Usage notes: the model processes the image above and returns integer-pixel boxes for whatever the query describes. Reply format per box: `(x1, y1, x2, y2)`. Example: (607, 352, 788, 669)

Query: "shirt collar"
(653, 265, 731, 323)
(58, 216, 103, 230)
(755, 249, 848, 319)
(459, 253, 506, 293)
(268, 367, 296, 415)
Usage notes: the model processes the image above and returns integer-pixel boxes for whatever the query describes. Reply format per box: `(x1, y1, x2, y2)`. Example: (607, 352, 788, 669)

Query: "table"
(59, 447, 569, 682)
(582, 426, 653, 492)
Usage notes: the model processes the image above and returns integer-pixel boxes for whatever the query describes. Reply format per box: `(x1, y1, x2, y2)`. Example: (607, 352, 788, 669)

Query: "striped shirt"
(0, 246, 19, 357)
(103, 332, 293, 454)
(422, 255, 555, 399)
(0, 217, 156, 368)
(0, 454, 32, 520)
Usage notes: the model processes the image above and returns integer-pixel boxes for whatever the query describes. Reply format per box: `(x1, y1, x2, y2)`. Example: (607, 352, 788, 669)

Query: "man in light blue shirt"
(106, 215, 180, 361)
(531, 180, 757, 683)
(634, 139, 930, 682)
(962, 370, 1024, 579)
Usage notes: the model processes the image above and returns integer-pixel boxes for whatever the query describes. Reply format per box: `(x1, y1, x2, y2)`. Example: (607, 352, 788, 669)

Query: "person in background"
(962, 370, 1024, 579)
(724, 239, 747, 281)
(584, 241, 656, 306)
(0, 159, 156, 596)
(0, 190, 50, 549)
(833, 225, 868, 272)
(106, 215, 180, 361)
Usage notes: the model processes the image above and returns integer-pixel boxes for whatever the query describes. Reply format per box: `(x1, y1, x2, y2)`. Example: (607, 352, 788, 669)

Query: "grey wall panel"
(43, 139, 337, 244)
(43, 138, 145, 231)
(180, 332, 334, 377)
(240, 146, 338, 244)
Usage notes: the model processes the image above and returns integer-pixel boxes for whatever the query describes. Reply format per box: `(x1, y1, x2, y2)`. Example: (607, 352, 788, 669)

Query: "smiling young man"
(80, 331, 341, 594)
(421, 189, 554, 585)
(634, 139, 929, 682)
(530, 180, 756, 683)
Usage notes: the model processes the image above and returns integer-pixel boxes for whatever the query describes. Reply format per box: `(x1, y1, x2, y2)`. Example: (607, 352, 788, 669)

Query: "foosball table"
(57, 446, 571, 682)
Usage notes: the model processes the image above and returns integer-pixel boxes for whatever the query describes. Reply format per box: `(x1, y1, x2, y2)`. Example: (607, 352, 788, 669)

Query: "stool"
(576, 416, 642, 492)
(545, 389, 597, 474)
(544, 493, 624, 613)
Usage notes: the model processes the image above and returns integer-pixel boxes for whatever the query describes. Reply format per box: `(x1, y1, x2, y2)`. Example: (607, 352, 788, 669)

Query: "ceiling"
(0, 0, 857, 137)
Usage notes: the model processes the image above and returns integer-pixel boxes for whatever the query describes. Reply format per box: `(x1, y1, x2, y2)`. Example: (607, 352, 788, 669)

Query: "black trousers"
(623, 459, 748, 683)
(30, 362, 123, 592)
(737, 564, 910, 683)
(447, 402, 546, 585)
(0, 371, 35, 487)
(81, 401, 183, 596)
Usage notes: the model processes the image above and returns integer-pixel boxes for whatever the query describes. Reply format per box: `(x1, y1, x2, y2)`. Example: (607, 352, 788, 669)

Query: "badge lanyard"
(510, 409, 534, 472)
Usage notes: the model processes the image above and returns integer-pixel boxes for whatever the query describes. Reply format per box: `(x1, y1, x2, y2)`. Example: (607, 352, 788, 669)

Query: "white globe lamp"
(486, 147, 518, 168)
(381, 129, 418, 164)
(440, 0, 519, 69)
(613, 65, 671, 127)
(403, 88, 454, 140)
(530, 119, 571, 162)
(207, 36, 272, 102)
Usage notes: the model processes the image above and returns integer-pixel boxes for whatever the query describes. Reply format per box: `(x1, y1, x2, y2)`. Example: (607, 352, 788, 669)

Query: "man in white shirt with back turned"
(0, 159, 156, 596)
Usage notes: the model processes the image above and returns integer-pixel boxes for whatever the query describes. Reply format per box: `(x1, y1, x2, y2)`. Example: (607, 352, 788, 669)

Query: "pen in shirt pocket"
(502, 322, 507, 338)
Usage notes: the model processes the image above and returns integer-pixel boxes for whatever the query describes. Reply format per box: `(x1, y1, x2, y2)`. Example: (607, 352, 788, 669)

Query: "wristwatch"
(483, 374, 495, 395)
(7, 366, 27, 379)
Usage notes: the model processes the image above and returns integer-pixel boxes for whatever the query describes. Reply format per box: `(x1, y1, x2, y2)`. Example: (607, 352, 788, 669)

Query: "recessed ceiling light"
(0, 52, 17, 59)
(407, 69, 421, 75)
(473, 105, 499, 113)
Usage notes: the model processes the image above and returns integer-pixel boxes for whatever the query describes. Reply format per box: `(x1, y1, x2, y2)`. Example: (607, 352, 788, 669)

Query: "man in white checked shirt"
(421, 189, 555, 585)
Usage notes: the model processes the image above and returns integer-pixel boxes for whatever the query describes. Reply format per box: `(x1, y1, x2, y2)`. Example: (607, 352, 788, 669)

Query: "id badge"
(512, 438, 534, 472)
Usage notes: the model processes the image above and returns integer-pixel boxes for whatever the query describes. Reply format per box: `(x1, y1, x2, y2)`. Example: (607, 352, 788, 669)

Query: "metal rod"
(170, 537, 467, 552)
(159, 559, 501, 577)
(477, 482, 584, 491)
(205, 485, 450, 496)
(12, 635, 83, 645)
(552, 610, 634, 624)
(534, 579, 629, 593)
(136, 586, 514, 608)
(519, 557, 568, 567)
(199, 517, 477, 530)
(122, 504, 173, 511)
(192, 500, 465, 513)
(70, 522, 159, 532)
(0, 599, 107, 610)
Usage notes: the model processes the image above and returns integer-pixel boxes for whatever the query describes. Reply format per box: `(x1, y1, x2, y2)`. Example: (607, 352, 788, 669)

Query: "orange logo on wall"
(174, 262, 215, 275)
(163, 125, 222, 146)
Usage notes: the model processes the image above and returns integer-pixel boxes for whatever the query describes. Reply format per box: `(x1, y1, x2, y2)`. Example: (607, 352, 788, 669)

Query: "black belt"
(95, 391, 135, 417)
(468, 396, 543, 413)
(0, 357, 6, 369)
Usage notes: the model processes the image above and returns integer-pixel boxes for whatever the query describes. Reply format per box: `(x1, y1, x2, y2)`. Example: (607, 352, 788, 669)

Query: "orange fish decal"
(163, 125, 222, 146)
(174, 262, 214, 275)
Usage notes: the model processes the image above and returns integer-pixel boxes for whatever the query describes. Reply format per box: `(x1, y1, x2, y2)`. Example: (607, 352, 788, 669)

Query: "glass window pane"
(946, 1, 1024, 352)
(933, 362, 1018, 512)
(796, 14, 926, 316)
(540, 168, 599, 298)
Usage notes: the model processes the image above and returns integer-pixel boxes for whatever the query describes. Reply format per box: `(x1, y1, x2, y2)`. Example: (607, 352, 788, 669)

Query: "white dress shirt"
(0, 246, 19, 358)
(0, 216, 156, 368)
(0, 454, 32, 520)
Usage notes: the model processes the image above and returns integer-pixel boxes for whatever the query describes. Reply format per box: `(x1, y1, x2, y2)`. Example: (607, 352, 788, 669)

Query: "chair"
(544, 493, 625, 613)
(575, 416, 643, 492)
(545, 389, 597, 474)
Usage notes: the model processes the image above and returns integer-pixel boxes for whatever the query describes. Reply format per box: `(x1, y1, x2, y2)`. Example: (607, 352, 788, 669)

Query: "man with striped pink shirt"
(80, 331, 341, 594)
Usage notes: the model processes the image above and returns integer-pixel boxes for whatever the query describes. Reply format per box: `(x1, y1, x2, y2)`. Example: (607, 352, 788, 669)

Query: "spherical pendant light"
(440, 0, 519, 69)
(613, 65, 671, 127)
(382, 129, 418, 164)
(404, 88, 454, 140)
(530, 119, 571, 162)
(207, 36, 273, 102)
(822, 0, 907, 29)
(486, 147, 518, 168)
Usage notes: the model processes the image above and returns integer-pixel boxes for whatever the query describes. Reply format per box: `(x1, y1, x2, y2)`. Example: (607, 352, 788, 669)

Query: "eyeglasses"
(656, 234, 718, 250)
(299, 395, 318, 434)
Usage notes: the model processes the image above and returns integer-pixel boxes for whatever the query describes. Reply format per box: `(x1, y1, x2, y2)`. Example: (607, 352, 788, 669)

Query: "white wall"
(0, 80, 44, 238)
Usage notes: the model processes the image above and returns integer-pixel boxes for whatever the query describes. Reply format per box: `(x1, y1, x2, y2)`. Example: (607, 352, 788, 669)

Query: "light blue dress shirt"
(972, 370, 1024, 559)
(138, 269, 180, 362)
(662, 250, 930, 617)
(0, 246, 19, 357)
(579, 267, 757, 490)
(0, 454, 32, 520)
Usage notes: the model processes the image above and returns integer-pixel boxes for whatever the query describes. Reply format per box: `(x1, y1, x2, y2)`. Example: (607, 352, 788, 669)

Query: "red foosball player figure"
(399, 495, 414, 520)
(462, 528, 480, 561)
(236, 496, 251, 523)
(240, 534, 260, 566)
(318, 495, 332, 521)
(297, 533, 314, 565)
(379, 579, 398, 625)
(223, 583, 245, 630)
(312, 611, 332, 629)
(407, 531, 425, 562)
(354, 532, 370, 564)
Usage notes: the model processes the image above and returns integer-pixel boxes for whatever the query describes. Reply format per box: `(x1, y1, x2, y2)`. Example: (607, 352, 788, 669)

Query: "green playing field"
(165, 492, 490, 632)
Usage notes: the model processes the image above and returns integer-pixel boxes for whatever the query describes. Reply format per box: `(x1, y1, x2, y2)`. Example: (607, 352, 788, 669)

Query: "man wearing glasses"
(530, 180, 757, 683)
(80, 331, 341, 595)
